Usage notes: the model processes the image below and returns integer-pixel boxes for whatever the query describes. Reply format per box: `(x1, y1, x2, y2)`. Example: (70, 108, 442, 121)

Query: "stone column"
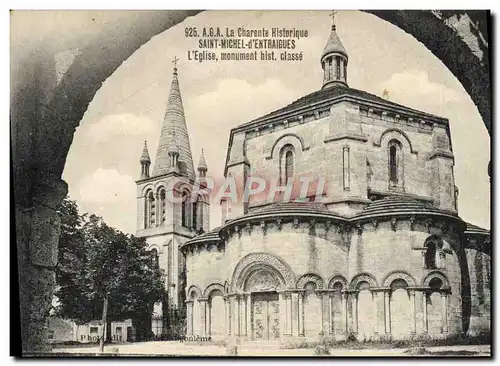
(241, 294, 247, 337)
(298, 292, 305, 336)
(287, 293, 293, 335)
(323, 58, 329, 81)
(291, 292, 300, 336)
(319, 291, 325, 335)
(229, 295, 236, 337)
(422, 291, 428, 333)
(186, 300, 194, 336)
(198, 298, 208, 337)
(342, 291, 348, 334)
(154, 192, 160, 226)
(245, 293, 252, 337)
(279, 292, 286, 336)
(16, 174, 67, 354)
(224, 297, 231, 335)
(328, 293, 333, 336)
(384, 290, 391, 335)
(239, 294, 245, 337)
(372, 290, 378, 335)
(352, 291, 359, 334)
(409, 290, 416, 335)
(234, 295, 241, 337)
(207, 300, 212, 336)
(441, 293, 448, 333)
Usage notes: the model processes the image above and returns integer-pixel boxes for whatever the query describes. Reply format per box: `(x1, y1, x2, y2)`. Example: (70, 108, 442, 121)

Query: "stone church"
(135, 18, 490, 342)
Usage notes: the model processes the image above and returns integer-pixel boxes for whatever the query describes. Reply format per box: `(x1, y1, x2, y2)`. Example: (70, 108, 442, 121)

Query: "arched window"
(335, 56, 341, 79)
(426, 277, 446, 334)
(208, 289, 224, 337)
(388, 139, 403, 188)
(150, 248, 159, 267)
(181, 190, 190, 228)
(389, 145, 398, 184)
(425, 242, 437, 269)
(145, 190, 155, 228)
(424, 236, 444, 269)
(192, 195, 204, 232)
(285, 151, 294, 183)
(324, 57, 330, 81)
(356, 281, 375, 339)
(389, 279, 411, 337)
(192, 200, 197, 230)
(304, 282, 321, 337)
(159, 188, 166, 225)
(279, 144, 295, 185)
(331, 282, 344, 335)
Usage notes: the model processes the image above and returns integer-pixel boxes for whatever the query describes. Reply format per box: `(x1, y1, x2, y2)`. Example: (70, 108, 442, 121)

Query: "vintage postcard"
(10, 9, 491, 358)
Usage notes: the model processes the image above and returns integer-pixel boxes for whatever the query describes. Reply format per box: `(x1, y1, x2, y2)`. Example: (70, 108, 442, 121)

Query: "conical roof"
(140, 140, 151, 163)
(198, 149, 208, 171)
(322, 27, 347, 60)
(152, 67, 195, 178)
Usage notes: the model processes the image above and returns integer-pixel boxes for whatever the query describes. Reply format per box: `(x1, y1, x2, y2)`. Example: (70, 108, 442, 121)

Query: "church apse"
(172, 12, 489, 343)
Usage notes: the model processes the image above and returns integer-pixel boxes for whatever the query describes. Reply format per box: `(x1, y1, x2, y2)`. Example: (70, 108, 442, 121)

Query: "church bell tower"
(135, 60, 210, 334)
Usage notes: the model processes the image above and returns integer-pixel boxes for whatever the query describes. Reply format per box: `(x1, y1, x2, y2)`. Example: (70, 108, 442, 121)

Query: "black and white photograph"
(10, 8, 492, 358)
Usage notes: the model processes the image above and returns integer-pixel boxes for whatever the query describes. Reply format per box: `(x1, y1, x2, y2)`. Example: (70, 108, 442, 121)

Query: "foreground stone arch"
(11, 10, 489, 353)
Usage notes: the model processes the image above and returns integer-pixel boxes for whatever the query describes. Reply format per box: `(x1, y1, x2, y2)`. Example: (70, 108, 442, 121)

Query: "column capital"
(342, 289, 359, 294)
(278, 291, 292, 299)
(407, 286, 429, 292)
(197, 297, 209, 302)
(370, 287, 391, 292)
(316, 289, 334, 293)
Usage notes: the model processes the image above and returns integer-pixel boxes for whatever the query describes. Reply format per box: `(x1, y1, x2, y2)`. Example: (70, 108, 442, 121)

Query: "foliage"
(314, 345, 330, 355)
(54, 196, 165, 341)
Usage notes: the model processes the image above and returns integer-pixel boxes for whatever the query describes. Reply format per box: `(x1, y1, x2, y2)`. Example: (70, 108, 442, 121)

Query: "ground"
(50, 341, 491, 357)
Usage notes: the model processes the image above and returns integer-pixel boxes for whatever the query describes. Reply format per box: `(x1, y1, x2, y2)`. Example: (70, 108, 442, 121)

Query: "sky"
(62, 10, 491, 234)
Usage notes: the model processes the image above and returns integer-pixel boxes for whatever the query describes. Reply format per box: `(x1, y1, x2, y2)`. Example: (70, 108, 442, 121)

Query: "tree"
(54, 196, 165, 348)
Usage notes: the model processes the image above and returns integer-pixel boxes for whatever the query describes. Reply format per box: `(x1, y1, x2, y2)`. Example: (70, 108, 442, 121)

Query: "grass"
(404, 347, 484, 356)
(281, 332, 491, 350)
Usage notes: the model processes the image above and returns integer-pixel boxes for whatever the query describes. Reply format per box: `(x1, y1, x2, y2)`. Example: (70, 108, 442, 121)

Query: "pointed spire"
(140, 140, 151, 179)
(322, 28, 347, 59)
(197, 149, 208, 174)
(140, 140, 151, 163)
(321, 11, 349, 89)
(152, 60, 195, 178)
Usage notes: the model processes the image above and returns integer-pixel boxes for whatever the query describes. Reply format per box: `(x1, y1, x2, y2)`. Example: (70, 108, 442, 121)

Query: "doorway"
(252, 292, 280, 340)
